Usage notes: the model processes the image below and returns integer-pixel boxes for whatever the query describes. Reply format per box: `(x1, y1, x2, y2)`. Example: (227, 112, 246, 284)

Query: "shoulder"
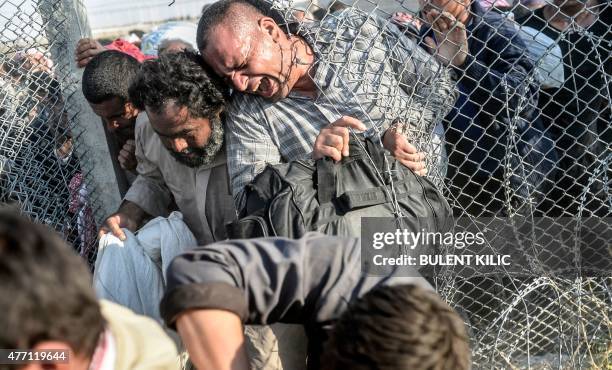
(316, 8, 397, 42)
(100, 300, 179, 369)
(135, 112, 154, 141)
(100, 300, 177, 348)
(226, 92, 274, 128)
(227, 93, 263, 116)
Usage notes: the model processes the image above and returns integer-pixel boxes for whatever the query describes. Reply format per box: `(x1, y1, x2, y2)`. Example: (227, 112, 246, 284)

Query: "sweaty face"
(202, 21, 296, 102)
(89, 97, 136, 141)
(147, 102, 224, 168)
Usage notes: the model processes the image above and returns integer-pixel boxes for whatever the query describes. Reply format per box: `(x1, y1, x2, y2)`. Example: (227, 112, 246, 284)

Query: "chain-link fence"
(1, 0, 120, 264)
(275, 0, 610, 368)
(0, 0, 610, 368)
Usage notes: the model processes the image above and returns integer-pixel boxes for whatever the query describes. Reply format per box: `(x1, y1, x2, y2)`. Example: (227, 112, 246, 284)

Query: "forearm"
(123, 174, 172, 218)
(116, 200, 149, 229)
(176, 309, 249, 370)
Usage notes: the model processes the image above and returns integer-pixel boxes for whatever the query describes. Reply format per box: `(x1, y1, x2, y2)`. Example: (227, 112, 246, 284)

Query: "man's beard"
(169, 116, 224, 168)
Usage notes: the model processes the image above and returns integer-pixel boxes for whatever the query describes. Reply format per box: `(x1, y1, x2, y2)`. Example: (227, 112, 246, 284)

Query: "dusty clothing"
(226, 8, 457, 209)
(99, 300, 179, 370)
(124, 113, 236, 244)
(161, 232, 432, 368)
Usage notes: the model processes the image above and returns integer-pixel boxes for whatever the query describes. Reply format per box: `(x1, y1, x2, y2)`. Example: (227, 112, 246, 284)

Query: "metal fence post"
(38, 0, 122, 224)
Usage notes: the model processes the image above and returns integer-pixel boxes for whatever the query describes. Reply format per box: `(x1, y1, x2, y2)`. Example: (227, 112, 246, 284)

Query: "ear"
(259, 17, 283, 43)
(30, 341, 73, 370)
(124, 101, 139, 118)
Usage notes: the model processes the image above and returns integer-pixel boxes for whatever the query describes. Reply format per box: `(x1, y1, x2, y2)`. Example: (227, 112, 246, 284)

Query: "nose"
(231, 72, 248, 92)
(170, 138, 188, 153)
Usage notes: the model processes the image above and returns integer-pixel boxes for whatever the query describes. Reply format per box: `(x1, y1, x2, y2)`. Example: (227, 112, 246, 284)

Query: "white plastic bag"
(94, 212, 197, 324)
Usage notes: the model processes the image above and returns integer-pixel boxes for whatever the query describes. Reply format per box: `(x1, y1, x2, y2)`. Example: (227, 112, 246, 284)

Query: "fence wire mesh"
(0, 0, 610, 368)
(273, 0, 610, 368)
(1, 0, 99, 263)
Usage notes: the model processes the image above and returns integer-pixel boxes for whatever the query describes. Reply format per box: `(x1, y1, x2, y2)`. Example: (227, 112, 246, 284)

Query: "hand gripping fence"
(268, 1, 611, 367)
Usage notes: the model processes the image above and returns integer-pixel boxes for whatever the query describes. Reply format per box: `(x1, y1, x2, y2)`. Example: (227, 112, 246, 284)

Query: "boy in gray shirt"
(161, 232, 470, 370)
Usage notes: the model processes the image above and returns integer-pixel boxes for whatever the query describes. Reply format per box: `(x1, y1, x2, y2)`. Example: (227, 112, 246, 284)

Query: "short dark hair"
(129, 50, 227, 118)
(196, 0, 288, 52)
(82, 50, 140, 104)
(0, 209, 104, 360)
(322, 284, 471, 370)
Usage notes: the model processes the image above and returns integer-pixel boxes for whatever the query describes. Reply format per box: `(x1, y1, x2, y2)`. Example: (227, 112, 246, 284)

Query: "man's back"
(161, 232, 433, 367)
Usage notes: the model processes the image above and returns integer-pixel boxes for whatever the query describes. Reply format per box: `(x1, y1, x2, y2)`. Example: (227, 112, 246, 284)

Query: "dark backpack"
(227, 138, 453, 239)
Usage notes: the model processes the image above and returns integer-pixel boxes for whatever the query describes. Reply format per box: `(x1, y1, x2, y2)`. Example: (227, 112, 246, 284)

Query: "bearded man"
(98, 51, 300, 370)
(99, 50, 235, 245)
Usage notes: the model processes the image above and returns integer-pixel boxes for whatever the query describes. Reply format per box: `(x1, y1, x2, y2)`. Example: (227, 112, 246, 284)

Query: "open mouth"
(256, 77, 274, 97)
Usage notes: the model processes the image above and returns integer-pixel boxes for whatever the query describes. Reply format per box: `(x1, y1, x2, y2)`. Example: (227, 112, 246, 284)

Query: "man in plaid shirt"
(198, 0, 457, 210)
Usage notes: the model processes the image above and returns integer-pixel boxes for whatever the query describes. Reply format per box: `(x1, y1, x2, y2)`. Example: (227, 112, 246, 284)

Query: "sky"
(0, 0, 43, 43)
(83, 0, 213, 31)
(0, 0, 212, 37)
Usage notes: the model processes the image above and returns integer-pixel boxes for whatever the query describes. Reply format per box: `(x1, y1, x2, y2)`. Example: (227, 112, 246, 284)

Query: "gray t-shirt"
(161, 232, 431, 365)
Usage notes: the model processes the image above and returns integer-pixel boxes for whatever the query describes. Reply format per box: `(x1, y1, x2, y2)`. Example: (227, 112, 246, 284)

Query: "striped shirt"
(226, 8, 458, 210)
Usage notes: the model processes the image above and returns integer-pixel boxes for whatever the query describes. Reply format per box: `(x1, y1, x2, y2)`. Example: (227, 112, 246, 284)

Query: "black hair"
(196, 0, 290, 52)
(82, 50, 140, 104)
(129, 50, 227, 118)
(322, 284, 471, 370)
(0, 209, 104, 361)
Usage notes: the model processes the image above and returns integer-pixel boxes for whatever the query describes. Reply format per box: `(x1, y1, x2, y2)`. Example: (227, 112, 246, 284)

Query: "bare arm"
(176, 309, 250, 370)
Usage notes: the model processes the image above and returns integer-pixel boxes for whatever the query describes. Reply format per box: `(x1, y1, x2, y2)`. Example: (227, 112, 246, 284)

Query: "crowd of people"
(0, 49, 91, 254)
(1, 0, 610, 369)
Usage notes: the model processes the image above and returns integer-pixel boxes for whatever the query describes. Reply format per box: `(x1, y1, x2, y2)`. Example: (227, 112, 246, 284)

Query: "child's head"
(322, 284, 471, 370)
(0, 209, 105, 368)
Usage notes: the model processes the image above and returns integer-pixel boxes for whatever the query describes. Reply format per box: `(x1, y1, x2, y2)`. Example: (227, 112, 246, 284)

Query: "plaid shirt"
(226, 8, 458, 210)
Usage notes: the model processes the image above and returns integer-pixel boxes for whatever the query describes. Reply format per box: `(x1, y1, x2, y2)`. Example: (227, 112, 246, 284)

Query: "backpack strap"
(337, 188, 390, 209)
(316, 157, 337, 204)
(316, 137, 387, 205)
